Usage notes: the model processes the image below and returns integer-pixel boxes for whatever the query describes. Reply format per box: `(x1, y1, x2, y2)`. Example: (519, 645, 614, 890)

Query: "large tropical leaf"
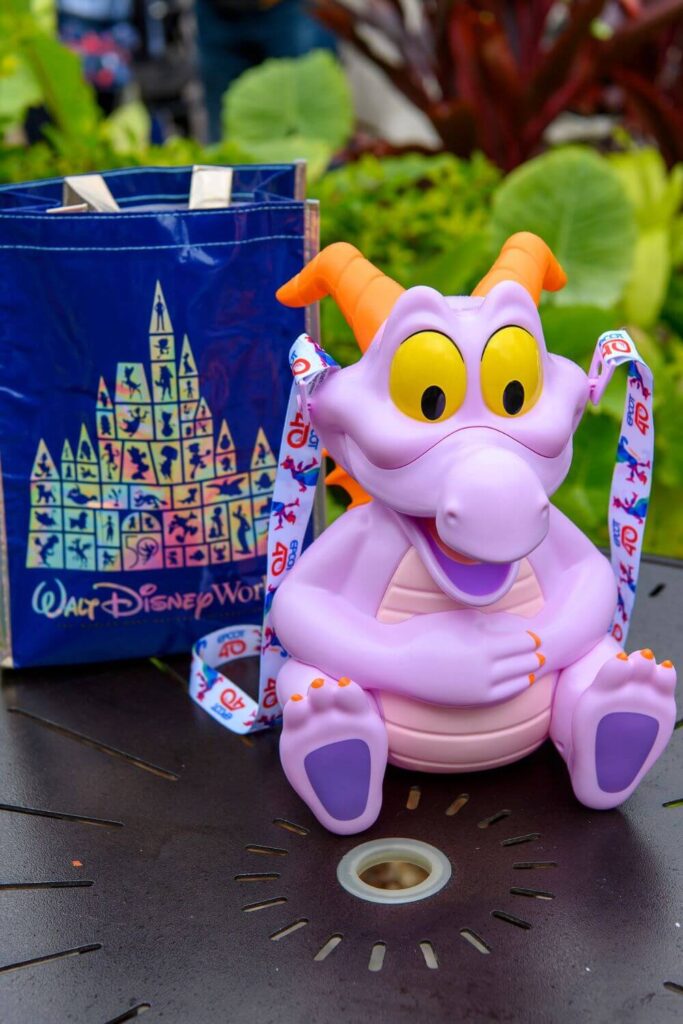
(490, 147, 636, 308)
(610, 149, 683, 327)
(222, 49, 353, 174)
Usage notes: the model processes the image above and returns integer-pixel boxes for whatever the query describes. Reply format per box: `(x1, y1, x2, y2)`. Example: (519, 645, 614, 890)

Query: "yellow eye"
(480, 326, 542, 417)
(389, 331, 466, 423)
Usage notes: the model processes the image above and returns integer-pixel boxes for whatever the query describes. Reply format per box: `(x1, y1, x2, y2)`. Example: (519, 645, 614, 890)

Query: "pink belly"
(376, 548, 553, 772)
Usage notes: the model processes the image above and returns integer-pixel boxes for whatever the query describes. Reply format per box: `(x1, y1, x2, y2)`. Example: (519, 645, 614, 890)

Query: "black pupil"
(421, 385, 446, 420)
(503, 380, 525, 415)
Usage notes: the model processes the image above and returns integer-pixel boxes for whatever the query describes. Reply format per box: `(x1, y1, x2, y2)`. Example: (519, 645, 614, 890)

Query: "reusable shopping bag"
(0, 163, 318, 668)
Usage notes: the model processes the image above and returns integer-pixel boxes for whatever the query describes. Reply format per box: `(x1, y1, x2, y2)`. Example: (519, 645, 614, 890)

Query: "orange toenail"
(311, 677, 325, 688)
(529, 673, 535, 685)
(291, 694, 303, 702)
(536, 652, 546, 667)
(527, 631, 541, 649)
(338, 676, 351, 687)
(662, 660, 674, 668)
(616, 652, 629, 661)
(641, 649, 654, 660)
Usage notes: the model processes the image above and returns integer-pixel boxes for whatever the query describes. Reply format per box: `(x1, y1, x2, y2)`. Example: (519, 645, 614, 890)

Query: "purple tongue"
(429, 535, 511, 597)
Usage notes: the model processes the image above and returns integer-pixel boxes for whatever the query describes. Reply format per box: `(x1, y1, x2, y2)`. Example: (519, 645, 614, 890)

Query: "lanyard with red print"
(189, 327, 653, 734)
(589, 329, 654, 644)
(188, 335, 338, 734)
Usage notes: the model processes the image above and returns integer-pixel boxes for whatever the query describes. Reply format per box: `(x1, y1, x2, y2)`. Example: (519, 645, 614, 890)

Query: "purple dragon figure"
(280, 455, 319, 492)
(269, 233, 676, 835)
(613, 492, 649, 524)
(616, 435, 650, 484)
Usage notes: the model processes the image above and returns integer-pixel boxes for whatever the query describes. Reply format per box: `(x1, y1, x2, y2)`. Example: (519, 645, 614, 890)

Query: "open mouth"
(409, 517, 517, 604)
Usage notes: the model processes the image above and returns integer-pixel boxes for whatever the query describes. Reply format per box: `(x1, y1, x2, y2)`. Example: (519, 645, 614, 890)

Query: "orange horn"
(472, 231, 567, 306)
(276, 242, 404, 353)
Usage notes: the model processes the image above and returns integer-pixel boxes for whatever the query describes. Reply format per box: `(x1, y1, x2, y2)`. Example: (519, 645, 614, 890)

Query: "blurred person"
(57, 0, 139, 113)
(195, 0, 337, 142)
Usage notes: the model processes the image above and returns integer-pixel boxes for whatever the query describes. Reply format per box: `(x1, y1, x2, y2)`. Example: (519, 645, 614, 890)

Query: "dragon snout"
(436, 446, 549, 564)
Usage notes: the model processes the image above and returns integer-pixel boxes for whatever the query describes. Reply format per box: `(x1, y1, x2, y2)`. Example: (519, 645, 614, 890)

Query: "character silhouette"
(133, 491, 167, 509)
(124, 366, 142, 397)
(69, 511, 88, 530)
(103, 443, 118, 479)
(209, 476, 244, 497)
(121, 407, 149, 438)
(159, 445, 178, 481)
(209, 506, 224, 539)
(188, 442, 209, 480)
(66, 486, 97, 506)
(34, 535, 59, 565)
(156, 366, 173, 401)
(253, 472, 272, 492)
(36, 453, 52, 478)
(35, 511, 57, 528)
(36, 483, 56, 504)
(233, 505, 251, 555)
(68, 538, 91, 568)
(129, 446, 151, 481)
(168, 512, 198, 543)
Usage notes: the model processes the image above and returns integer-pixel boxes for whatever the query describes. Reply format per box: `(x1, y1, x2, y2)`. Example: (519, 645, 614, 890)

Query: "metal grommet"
(336, 838, 452, 905)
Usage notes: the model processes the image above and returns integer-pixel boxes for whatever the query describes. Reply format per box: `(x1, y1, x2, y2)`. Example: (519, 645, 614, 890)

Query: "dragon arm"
(525, 506, 617, 673)
(272, 503, 542, 706)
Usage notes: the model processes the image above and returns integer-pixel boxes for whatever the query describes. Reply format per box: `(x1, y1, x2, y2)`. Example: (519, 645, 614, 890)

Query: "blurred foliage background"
(2, 0, 683, 556)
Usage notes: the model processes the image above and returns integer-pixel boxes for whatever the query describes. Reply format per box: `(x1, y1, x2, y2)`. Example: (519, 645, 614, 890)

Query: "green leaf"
(232, 136, 332, 182)
(0, 54, 42, 130)
(222, 49, 353, 171)
(23, 31, 100, 137)
(491, 147, 636, 308)
(312, 151, 500, 360)
(102, 101, 150, 154)
(610, 148, 683, 228)
(621, 228, 670, 328)
(609, 149, 683, 326)
(540, 305, 619, 365)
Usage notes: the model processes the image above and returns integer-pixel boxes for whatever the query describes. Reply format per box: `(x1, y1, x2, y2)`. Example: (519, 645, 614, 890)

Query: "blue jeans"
(195, 0, 338, 142)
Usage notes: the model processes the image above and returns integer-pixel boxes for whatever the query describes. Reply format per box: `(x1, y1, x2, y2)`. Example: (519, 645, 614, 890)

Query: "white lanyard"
(190, 328, 653, 733)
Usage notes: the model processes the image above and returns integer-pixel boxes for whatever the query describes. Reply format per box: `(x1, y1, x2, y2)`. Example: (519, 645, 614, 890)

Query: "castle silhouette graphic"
(25, 282, 275, 573)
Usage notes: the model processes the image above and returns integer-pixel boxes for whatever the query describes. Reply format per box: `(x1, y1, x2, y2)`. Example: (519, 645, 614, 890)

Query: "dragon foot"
(280, 674, 388, 835)
(568, 649, 676, 809)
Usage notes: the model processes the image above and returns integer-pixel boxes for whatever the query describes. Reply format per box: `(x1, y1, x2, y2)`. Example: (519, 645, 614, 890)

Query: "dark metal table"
(0, 556, 681, 1024)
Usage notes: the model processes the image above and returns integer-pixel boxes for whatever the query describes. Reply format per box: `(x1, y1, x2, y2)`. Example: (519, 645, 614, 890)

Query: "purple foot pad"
(595, 712, 659, 793)
(304, 739, 371, 821)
